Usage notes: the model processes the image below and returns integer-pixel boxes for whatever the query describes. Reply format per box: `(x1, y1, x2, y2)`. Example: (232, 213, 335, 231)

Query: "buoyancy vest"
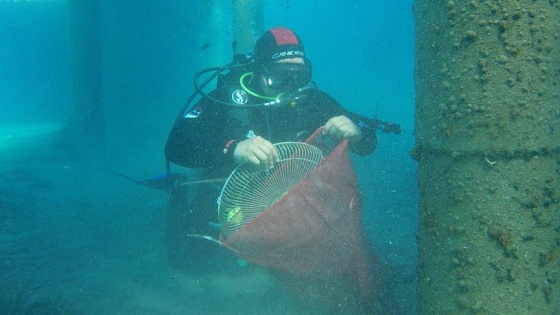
(216, 68, 316, 142)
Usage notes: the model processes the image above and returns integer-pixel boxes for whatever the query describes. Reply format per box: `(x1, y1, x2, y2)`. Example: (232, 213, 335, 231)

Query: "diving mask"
(261, 60, 312, 91)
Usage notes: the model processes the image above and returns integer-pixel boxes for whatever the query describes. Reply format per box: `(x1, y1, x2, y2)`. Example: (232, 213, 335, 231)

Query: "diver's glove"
(233, 136, 280, 170)
(322, 115, 363, 144)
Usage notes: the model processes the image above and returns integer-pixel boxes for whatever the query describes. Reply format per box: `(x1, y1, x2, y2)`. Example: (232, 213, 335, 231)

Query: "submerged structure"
(414, 1, 559, 313)
(67, 0, 104, 156)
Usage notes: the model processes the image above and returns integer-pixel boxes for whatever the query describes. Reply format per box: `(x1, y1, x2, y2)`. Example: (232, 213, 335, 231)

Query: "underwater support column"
(200, 2, 225, 67)
(232, 0, 264, 54)
(413, 1, 560, 313)
(66, 0, 104, 156)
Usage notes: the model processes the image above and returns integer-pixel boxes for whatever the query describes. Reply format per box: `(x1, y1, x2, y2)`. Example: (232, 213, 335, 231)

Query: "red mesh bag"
(219, 131, 387, 312)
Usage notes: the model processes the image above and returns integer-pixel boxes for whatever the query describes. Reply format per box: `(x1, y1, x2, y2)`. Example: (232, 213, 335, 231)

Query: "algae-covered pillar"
(413, 1, 560, 313)
(232, 0, 264, 55)
(66, 0, 104, 156)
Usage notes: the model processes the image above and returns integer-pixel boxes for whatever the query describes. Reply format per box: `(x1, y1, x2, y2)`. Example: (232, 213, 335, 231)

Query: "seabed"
(0, 123, 300, 314)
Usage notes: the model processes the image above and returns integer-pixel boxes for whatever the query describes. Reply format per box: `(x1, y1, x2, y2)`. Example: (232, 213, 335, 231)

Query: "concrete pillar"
(66, 0, 104, 156)
(413, 0, 560, 313)
(202, 2, 225, 66)
(232, 0, 264, 55)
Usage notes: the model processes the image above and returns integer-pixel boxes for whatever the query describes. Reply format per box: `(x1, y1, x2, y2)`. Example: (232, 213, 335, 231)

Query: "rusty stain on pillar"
(413, 0, 560, 313)
(66, 0, 104, 156)
(232, 0, 264, 55)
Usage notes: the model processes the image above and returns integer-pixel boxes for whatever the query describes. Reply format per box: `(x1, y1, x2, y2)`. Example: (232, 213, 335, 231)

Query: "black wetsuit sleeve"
(306, 89, 377, 156)
(164, 90, 246, 168)
(343, 110, 378, 156)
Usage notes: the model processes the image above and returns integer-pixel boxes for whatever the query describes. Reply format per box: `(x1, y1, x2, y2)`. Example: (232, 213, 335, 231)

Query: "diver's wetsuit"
(163, 70, 378, 272)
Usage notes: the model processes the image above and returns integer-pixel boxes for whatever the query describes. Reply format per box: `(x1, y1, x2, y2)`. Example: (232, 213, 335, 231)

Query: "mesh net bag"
(218, 130, 387, 312)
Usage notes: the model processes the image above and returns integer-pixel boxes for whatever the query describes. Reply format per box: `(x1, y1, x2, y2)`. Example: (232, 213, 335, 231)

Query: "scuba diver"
(163, 26, 397, 272)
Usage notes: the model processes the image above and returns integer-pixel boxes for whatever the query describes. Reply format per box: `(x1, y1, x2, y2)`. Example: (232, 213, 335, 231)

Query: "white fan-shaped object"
(218, 142, 324, 237)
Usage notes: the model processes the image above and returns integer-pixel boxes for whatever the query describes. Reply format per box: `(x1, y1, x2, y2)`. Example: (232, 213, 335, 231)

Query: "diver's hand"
(323, 115, 362, 144)
(233, 136, 280, 169)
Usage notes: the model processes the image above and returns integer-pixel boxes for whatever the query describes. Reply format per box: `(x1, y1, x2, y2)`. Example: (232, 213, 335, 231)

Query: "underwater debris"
(483, 152, 498, 166)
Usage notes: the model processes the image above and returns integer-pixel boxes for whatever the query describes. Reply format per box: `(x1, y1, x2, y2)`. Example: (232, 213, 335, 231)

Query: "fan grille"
(218, 142, 324, 237)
